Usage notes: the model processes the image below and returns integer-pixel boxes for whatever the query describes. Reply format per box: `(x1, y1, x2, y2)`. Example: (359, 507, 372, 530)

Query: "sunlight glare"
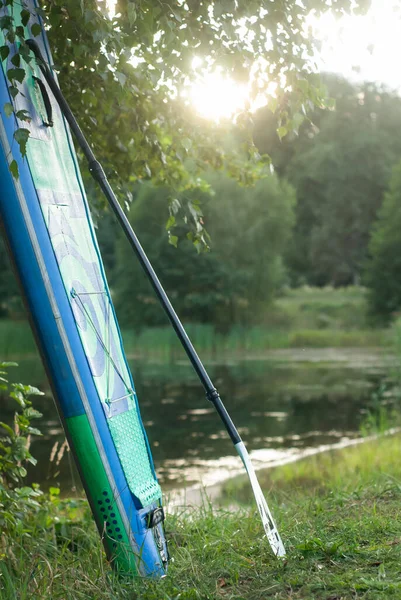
(189, 71, 249, 121)
(307, 1, 401, 91)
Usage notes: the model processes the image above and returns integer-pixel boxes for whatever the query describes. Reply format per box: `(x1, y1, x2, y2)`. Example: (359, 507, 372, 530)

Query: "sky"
(311, 0, 401, 91)
(190, 0, 401, 120)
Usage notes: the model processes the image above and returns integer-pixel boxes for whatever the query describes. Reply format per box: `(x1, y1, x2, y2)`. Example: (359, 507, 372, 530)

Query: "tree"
(113, 172, 295, 331)
(113, 184, 228, 330)
(254, 75, 401, 286)
(204, 172, 296, 325)
(365, 161, 401, 322)
(1, 1, 370, 242)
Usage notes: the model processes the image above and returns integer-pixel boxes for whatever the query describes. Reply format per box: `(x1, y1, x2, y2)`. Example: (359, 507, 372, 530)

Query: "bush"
(0, 362, 87, 558)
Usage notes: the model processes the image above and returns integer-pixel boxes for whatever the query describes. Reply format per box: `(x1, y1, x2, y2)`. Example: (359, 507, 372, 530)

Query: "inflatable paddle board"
(0, 1, 168, 577)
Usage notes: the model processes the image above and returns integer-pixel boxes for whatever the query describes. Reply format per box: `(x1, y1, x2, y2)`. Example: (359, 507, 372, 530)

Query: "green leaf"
(19, 42, 32, 63)
(7, 67, 25, 83)
(14, 127, 30, 157)
(9, 159, 19, 179)
(0, 16, 13, 30)
(168, 234, 178, 248)
(296, 79, 309, 95)
(8, 85, 18, 99)
(20, 9, 31, 27)
(24, 407, 43, 419)
(169, 198, 181, 215)
(292, 112, 305, 131)
(10, 388, 26, 406)
(0, 422, 14, 437)
(31, 23, 41, 37)
(115, 71, 127, 88)
(165, 215, 176, 230)
(172, 9, 182, 22)
(15, 109, 31, 122)
(277, 125, 288, 140)
(24, 385, 44, 397)
(49, 486, 60, 496)
(6, 29, 15, 44)
(0, 45, 9, 61)
(127, 4, 136, 25)
(18, 486, 36, 497)
(10, 53, 20, 67)
(27, 427, 42, 436)
(4, 102, 13, 117)
(269, 97, 278, 113)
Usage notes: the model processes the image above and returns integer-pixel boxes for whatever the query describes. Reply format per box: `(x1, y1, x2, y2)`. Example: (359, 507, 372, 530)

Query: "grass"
(0, 286, 391, 361)
(3, 433, 401, 599)
(122, 286, 391, 358)
(224, 430, 401, 501)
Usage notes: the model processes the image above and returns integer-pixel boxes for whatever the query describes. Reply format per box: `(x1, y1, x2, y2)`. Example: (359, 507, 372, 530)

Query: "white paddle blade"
(235, 441, 286, 557)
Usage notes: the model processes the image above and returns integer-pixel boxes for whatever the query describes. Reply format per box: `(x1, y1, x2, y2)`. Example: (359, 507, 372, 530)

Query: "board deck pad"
(0, 1, 167, 576)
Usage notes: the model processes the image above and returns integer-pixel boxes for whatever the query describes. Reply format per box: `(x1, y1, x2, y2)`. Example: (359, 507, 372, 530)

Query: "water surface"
(1, 348, 397, 494)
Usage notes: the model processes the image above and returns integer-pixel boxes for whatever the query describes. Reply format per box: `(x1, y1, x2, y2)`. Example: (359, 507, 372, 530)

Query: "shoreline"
(165, 426, 401, 511)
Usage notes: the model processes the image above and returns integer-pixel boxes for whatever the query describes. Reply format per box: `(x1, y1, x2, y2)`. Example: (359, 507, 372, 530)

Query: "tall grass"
(117, 286, 392, 358)
(288, 328, 389, 348)
(121, 324, 390, 360)
(0, 286, 391, 361)
(122, 323, 291, 360)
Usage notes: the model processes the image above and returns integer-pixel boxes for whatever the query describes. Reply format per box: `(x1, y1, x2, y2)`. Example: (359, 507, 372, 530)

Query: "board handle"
(33, 75, 53, 127)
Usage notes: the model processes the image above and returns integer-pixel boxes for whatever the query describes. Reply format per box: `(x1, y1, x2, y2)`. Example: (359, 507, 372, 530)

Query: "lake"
(1, 347, 398, 495)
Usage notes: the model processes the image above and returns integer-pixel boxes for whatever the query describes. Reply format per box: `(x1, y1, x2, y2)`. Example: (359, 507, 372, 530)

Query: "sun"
(188, 71, 249, 122)
(186, 1, 401, 121)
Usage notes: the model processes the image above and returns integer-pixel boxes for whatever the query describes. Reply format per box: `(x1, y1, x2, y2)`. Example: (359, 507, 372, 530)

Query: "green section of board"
(66, 413, 140, 574)
(108, 409, 162, 507)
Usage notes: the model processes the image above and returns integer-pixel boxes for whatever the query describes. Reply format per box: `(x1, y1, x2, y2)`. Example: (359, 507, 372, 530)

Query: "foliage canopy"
(254, 74, 401, 287)
(1, 0, 370, 194)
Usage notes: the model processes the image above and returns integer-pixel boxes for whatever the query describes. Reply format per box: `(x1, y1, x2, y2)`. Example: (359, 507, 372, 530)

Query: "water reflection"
(1, 349, 397, 494)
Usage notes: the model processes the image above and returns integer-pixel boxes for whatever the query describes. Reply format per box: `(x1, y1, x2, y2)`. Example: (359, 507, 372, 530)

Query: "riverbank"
(2, 432, 401, 599)
(0, 286, 391, 361)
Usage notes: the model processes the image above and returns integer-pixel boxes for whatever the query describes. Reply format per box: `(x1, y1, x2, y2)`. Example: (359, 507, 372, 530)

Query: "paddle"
(26, 38, 286, 557)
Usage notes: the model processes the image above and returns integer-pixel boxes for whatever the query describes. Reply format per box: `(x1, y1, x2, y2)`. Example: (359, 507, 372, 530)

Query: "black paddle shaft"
(26, 39, 241, 446)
